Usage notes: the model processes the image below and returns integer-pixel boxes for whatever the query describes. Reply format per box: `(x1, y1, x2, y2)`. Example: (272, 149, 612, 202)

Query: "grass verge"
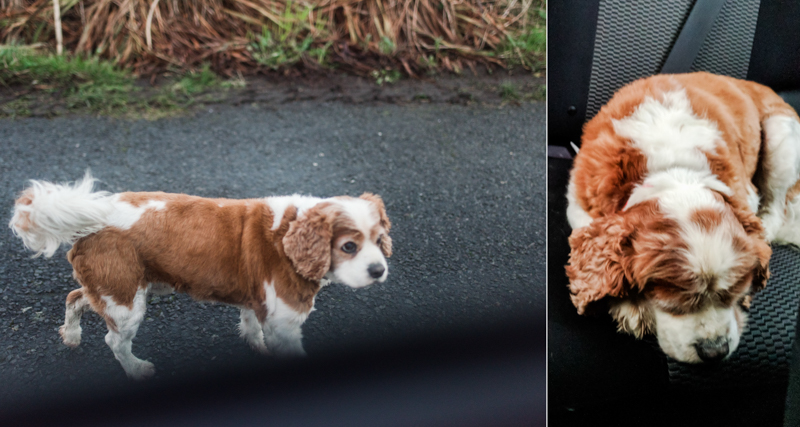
(0, 43, 544, 119)
(0, 45, 243, 118)
(1, 0, 545, 76)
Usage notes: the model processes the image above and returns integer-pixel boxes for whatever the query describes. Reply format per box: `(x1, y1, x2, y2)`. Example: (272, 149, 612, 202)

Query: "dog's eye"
(377, 236, 383, 246)
(342, 242, 357, 254)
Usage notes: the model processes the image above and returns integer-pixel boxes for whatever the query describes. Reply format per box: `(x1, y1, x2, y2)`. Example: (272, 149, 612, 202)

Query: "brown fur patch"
(359, 193, 391, 232)
(65, 289, 84, 306)
(12, 190, 35, 232)
(17, 192, 33, 206)
(566, 200, 678, 313)
(691, 208, 723, 232)
(358, 193, 393, 257)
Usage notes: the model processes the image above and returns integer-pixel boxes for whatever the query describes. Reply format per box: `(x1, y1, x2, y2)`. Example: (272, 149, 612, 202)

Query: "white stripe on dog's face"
(328, 198, 389, 288)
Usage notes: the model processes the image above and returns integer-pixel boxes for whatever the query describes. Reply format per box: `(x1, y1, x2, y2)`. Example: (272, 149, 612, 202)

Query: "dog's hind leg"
(70, 231, 155, 379)
(774, 190, 800, 246)
(59, 288, 89, 347)
(102, 287, 154, 380)
(757, 114, 800, 243)
(239, 308, 269, 355)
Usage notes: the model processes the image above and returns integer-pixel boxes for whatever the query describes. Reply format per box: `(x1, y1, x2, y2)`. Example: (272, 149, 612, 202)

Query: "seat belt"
(550, 0, 729, 160)
(660, 0, 727, 74)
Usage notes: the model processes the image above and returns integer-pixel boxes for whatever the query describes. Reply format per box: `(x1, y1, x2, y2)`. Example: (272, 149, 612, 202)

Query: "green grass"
(1, 44, 136, 113)
(371, 69, 402, 85)
(0, 46, 245, 118)
(497, 7, 546, 70)
(246, 2, 333, 71)
(172, 64, 220, 95)
(499, 82, 520, 101)
(0, 45, 132, 87)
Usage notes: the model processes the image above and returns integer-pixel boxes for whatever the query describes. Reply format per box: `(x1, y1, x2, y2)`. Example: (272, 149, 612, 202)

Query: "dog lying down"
(566, 72, 800, 363)
(9, 172, 392, 379)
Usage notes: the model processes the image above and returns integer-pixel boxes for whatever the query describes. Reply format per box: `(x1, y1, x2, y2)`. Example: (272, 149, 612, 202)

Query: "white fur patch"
(102, 287, 154, 380)
(776, 196, 800, 245)
(653, 305, 739, 363)
(613, 89, 721, 174)
(625, 169, 731, 212)
(566, 179, 594, 230)
(239, 308, 268, 354)
(9, 171, 113, 257)
(265, 195, 323, 230)
(262, 281, 308, 357)
(59, 292, 89, 347)
(760, 115, 800, 241)
(106, 196, 166, 230)
(680, 222, 740, 291)
(746, 185, 760, 214)
(335, 197, 379, 230)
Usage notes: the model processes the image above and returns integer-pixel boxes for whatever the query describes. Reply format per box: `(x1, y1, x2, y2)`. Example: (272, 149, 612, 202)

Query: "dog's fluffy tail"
(9, 171, 114, 258)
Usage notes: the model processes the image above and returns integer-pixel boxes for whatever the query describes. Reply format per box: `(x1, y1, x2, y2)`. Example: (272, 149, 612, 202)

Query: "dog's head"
(566, 195, 770, 363)
(283, 193, 392, 288)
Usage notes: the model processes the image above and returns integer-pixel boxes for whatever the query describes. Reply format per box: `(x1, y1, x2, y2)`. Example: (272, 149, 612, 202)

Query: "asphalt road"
(0, 102, 545, 404)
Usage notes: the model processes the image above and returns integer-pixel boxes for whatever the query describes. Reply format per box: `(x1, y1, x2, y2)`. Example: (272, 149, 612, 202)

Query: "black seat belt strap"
(660, 0, 727, 74)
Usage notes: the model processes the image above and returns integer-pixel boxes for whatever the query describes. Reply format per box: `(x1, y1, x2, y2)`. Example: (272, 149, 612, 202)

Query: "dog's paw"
(760, 212, 783, 242)
(59, 325, 81, 348)
(272, 346, 307, 358)
(126, 361, 156, 381)
(250, 343, 271, 356)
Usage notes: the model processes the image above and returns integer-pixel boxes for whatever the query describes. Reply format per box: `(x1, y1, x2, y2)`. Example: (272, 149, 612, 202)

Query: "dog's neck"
(623, 168, 732, 214)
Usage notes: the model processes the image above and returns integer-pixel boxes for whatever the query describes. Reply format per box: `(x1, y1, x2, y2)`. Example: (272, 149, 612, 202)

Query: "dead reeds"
(0, 0, 545, 76)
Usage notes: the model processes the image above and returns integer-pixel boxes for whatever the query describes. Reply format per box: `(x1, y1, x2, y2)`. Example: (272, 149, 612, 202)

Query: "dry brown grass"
(0, 0, 544, 76)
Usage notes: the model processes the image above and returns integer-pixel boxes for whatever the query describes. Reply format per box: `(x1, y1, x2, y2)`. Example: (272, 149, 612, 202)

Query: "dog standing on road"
(10, 173, 392, 379)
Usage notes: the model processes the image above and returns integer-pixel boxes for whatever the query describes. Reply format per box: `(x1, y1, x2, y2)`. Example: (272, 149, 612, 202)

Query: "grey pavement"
(0, 102, 545, 403)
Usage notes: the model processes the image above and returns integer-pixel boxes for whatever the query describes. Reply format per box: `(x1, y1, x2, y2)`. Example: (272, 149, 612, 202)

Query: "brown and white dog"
(566, 72, 800, 363)
(9, 173, 392, 379)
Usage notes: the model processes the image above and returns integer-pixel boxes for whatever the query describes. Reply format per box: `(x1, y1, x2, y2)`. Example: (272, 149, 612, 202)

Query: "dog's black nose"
(368, 263, 385, 279)
(694, 338, 729, 363)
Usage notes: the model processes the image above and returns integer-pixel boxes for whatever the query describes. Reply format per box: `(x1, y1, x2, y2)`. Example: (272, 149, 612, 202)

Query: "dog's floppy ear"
(283, 203, 335, 281)
(378, 234, 392, 258)
(565, 214, 634, 315)
(359, 192, 392, 257)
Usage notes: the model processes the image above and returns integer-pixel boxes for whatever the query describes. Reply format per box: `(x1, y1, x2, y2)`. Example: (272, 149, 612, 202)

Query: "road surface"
(0, 101, 545, 404)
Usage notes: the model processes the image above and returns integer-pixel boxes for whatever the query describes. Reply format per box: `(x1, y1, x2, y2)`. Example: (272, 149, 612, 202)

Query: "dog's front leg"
(239, 308, 269, 355)
(262, 314, 307, 358)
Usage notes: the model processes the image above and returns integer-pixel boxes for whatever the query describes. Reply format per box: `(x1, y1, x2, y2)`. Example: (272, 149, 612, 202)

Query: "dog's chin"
(325, 271, 387, 289)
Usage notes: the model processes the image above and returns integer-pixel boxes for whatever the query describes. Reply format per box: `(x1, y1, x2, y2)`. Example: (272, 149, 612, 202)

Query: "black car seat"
(548, 1, 800, 426)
